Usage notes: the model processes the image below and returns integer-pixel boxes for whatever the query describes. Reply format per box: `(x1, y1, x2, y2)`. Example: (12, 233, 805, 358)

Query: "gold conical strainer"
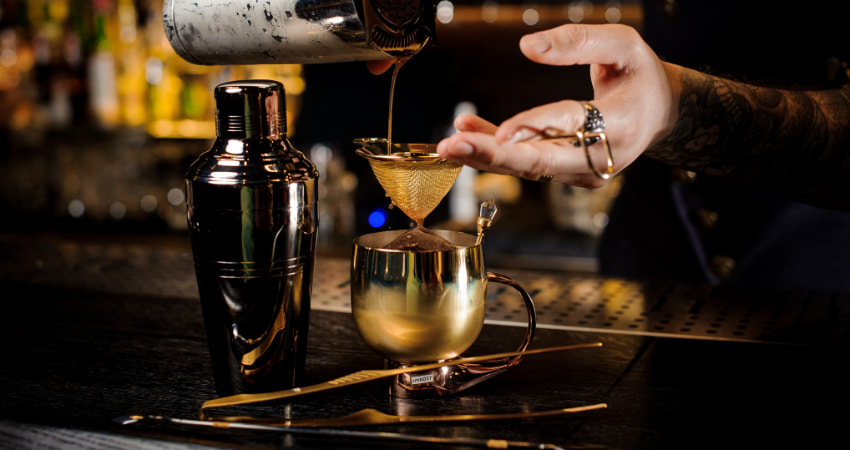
(355, 138, 463, 225)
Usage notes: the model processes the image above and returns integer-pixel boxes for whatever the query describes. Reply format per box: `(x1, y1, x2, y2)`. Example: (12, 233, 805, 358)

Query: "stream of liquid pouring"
(387, 57, 410, 152)
(385, 56, 428, 229)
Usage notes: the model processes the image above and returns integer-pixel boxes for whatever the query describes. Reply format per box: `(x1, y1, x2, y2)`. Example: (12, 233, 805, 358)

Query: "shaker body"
(186, 80, 318, 396)
(163, 0, 436, 65)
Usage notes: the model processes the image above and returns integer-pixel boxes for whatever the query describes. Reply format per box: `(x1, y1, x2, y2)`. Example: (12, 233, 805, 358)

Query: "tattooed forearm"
(645, 66, 850, 209)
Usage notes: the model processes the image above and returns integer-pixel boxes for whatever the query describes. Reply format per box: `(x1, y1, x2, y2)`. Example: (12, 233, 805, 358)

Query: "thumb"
(519, 23, 645, 67)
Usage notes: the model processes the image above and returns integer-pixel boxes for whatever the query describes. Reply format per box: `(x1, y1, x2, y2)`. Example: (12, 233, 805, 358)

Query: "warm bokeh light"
(437, 1, 455, 24)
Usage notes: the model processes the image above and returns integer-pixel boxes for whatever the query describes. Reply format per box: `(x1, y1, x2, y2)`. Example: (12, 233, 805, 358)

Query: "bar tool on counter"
(349, 138, 538, 398)
(119, 409, 600, 449)
(163, 0, 437, 65)
(195, 344, 603, 417)
(185, 80, 318, 396)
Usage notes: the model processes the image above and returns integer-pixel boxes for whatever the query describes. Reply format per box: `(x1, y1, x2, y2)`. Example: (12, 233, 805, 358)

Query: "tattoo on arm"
(645, 67, 850, 209)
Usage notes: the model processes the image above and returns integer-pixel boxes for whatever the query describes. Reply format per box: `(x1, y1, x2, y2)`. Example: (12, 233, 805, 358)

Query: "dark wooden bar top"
(1, 232, 849, 449)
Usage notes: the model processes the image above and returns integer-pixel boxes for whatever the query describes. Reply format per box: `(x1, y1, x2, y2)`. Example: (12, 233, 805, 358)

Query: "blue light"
(368, 209, 388, 228)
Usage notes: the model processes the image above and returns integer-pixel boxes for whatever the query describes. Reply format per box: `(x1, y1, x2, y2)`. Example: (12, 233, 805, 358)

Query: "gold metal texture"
(355, 138, 462, 224)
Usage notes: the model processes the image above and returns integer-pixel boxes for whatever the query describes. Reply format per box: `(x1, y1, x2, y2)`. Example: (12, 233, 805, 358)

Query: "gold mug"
(351, 229, 536, 398)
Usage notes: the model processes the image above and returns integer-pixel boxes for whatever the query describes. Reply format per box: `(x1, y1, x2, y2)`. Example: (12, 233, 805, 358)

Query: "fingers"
(519, 23, 643, 67)
(367, 59, 395, 75)
(436, 130, 607, 188)
(454, 114, 498, 134)
(439, 107, 613, 188)
(494, 100, 588, 143)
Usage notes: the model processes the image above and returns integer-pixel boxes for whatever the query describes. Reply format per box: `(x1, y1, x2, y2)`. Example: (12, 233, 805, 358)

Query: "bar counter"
(1, 231, 849, 449)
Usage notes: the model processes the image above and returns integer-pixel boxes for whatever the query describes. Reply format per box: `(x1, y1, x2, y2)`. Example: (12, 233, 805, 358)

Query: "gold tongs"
(538, 128, 615, 180)
(187, 404, 607, 428)
(119, 409, 606, 449)
(200, 343, 603, 420)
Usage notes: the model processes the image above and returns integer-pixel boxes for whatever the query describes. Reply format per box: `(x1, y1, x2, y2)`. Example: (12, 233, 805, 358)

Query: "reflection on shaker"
(185, 80, 318, 396)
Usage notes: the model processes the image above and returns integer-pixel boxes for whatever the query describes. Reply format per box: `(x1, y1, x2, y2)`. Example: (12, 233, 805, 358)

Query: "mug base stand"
(384, 357, 522, 398)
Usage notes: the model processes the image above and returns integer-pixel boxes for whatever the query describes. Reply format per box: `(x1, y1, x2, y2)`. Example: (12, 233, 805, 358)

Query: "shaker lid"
(215, 80, 287, 139)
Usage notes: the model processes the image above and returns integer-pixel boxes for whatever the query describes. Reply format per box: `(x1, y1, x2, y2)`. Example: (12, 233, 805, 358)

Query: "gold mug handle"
(487, 272, 537, 352)
(455, 272, 537, 376)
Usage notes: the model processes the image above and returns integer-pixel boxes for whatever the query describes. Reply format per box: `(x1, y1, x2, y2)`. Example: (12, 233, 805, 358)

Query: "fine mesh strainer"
(355, 138, 463, 225)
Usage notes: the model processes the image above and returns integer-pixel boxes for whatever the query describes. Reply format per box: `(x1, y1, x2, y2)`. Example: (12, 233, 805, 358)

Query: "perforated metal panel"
(314, 258, 850, 344)
(3, 235, 848, 345)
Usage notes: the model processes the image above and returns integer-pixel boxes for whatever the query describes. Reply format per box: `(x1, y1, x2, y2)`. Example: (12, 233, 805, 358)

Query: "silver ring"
(575, 102, 604, 147)
(538, 174, 553, 183)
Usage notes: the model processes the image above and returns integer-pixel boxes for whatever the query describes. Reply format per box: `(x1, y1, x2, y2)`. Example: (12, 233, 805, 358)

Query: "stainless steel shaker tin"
(163, 0, 436, 65)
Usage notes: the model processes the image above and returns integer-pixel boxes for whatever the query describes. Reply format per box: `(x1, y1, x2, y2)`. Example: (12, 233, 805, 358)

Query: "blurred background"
(0, 0, 640, 271)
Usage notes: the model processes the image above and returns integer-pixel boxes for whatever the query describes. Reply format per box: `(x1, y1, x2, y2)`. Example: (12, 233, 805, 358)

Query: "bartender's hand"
(437, 23, 680, 188)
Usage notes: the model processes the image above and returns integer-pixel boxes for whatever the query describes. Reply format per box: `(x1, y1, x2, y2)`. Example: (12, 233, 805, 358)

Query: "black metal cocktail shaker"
(186, 80, 318, 396)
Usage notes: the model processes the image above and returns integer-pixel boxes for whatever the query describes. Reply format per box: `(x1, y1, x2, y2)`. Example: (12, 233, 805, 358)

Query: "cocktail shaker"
(163, 0, 436, 65)
(186, 80, 318, 396)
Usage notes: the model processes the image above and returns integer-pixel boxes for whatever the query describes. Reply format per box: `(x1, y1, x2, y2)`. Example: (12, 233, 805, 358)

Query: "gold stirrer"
(475, 197, 497, 246)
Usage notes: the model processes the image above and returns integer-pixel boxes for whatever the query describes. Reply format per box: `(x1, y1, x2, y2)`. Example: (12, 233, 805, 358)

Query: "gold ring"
(539, 128, 615, 180)
(575, 130, 615, 180)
